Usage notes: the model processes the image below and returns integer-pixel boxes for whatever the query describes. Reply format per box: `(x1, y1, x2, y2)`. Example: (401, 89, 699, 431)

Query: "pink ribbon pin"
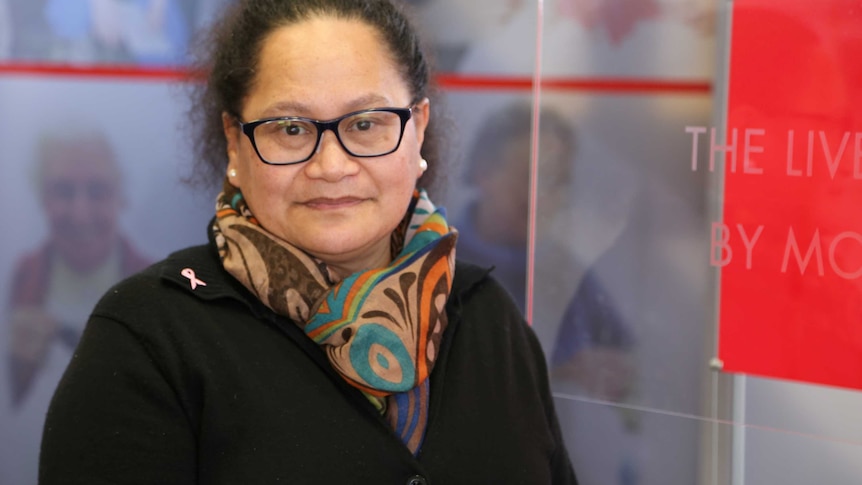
(181, 268, 207, 290)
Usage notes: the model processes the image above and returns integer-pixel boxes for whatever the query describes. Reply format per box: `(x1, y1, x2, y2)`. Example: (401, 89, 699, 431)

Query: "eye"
(276, 121, 311, 136)
(87, 181, 114, 202)
(344, 111, 395, 133)
(46, 181, 76, 201)
(350, 117, 376, 132)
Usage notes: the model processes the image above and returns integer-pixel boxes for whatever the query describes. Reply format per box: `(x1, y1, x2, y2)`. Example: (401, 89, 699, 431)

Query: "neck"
(318, 243, 392, 282)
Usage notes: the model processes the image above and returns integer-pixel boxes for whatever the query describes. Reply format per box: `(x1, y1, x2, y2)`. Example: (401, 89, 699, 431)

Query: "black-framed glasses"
(236, 106, 413, 165)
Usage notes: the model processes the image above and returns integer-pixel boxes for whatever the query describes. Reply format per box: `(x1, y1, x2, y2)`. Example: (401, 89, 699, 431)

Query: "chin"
(303, 230, 388, 264)
(306, 240, 372, 259)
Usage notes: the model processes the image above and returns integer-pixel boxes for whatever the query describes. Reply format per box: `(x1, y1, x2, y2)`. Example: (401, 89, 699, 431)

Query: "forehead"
(246, 16, 410, 117)
(40, 139, 119, 181)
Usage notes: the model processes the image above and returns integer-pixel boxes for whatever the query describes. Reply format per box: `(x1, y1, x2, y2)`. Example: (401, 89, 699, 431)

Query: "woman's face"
(223, 17, 430, 276)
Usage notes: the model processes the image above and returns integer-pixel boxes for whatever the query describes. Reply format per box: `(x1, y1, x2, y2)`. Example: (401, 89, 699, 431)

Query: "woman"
(39, 1, 577, 483)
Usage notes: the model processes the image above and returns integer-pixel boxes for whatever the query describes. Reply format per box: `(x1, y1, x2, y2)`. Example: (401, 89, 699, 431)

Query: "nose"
(304, 130, 360, 181)
(65, 185, 96, 223)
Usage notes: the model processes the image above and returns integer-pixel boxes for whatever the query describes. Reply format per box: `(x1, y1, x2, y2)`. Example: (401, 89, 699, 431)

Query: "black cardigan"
(40, 239, 577, 484)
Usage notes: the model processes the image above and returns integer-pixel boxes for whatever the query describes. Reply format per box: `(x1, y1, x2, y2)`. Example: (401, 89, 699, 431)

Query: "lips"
(301, 196, 366, 209)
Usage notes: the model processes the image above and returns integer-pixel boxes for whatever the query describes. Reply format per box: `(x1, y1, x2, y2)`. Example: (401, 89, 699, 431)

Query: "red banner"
(717, 0, 862, 389)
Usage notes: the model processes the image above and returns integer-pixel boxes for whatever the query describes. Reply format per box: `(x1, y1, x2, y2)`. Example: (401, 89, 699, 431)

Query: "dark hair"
(466, 101, 576, 184)
(185, 0, 448, 198)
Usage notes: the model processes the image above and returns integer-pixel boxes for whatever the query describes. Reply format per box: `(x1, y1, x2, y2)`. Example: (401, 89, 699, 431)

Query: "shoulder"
(10, 243, 51, 274)
(8, 243, 52, 304)
(451, 259, 521, 319)
(91, 244, 243, 322)
(444, 260, 552, 390)
(105, 243, 214, 287)
(451, 259, 492, 296)
(83, 243, 271, 373)
(451, 259, 517, 318)
(449, 259, 540, 350)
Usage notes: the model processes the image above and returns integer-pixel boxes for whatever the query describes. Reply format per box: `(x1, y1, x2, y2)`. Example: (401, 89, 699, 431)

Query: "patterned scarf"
(212, 182, 457, 454)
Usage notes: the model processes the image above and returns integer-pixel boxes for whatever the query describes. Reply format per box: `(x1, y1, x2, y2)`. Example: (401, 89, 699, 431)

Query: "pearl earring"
(419, 158, 428, 172)
(229, 169, 237, 178)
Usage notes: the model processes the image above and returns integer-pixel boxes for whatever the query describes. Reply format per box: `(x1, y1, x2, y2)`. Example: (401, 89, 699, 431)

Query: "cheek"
(93, 202, 122, 224)
(373, 157, 419, 220)
(379, 145, 419, 181)
(240, 163, 308, 229)
(43, 199, 67, 219)
(395, 155, 421, 193)
(242, 169, 288, 212)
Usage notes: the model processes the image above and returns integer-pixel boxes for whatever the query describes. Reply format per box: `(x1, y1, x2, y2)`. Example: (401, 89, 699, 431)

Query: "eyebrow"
(259, 94, 397, 119)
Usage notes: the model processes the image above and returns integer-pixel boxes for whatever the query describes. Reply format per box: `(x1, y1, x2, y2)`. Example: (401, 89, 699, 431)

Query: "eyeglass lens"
(252, 110, 405, 164)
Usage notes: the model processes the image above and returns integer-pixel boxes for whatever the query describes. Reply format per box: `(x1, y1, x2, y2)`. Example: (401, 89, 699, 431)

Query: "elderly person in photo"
(7, 128, 151, 408)
(2, 128, 150, 485)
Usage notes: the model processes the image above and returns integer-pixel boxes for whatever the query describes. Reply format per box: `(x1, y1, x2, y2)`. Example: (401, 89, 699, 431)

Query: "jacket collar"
(160, 244, 238, 300)
(158, 222, 493, 314)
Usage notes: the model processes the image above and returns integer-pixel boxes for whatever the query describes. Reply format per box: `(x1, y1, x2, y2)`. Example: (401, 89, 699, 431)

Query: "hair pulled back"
(186, 0, 447, 197)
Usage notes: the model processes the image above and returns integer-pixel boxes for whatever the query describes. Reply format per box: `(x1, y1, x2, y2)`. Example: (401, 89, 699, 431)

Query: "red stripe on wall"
(436, 74, 712, 93)
(0, 62, 712, 93)
(0, 62, 202, 82)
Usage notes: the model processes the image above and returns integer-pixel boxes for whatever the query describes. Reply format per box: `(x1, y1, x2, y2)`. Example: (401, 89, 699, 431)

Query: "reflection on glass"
(542, 89, 713, 485)
(452, 100, 577, 314)
(551, 269, 636, 403)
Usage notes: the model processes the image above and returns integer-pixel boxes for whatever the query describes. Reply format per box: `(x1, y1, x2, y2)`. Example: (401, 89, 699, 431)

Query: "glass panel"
(536, 89, 715, 416)
(743, 418, 862, 484)
(426, 0, 731, 482)
(412, 0, 538, 74)
(744, 376, 862, 446)
(554, 396, 710, 485)
(437, 90, 537, 310)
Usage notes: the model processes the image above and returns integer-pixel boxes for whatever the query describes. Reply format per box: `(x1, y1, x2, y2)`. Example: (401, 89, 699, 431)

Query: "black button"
(406, 475, 427, 485)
